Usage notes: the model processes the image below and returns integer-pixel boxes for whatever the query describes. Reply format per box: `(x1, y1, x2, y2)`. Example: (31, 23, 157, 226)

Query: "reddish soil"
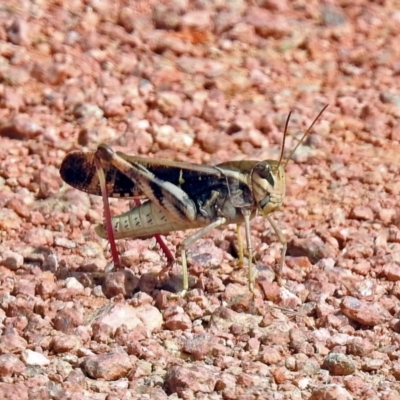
(0, 1, 400, 399)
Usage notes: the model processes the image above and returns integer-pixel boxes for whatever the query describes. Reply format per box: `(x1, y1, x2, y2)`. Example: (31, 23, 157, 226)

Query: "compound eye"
(256, 164, 274, 187)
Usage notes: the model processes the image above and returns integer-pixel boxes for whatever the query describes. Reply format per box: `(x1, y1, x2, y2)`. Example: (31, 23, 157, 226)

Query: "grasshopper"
(59, 105, 328, 295)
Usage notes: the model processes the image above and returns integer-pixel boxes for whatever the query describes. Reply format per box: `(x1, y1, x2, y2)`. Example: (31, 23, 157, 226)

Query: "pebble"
(288, 237, 336, 264)
(152, 5, 181, 30)
(309, 385, 353, 400)
(340, 296, 391, 326)
(349, 205, 374, 221)
(361, 357, 385, 372)
(21, 350, 50, 366)
(244, 7, 291, 38)
(165, 365, 218, 394)
(156, 91, 183, 117)
(82, 350, 132, 380)
(180, 333, 219, 361)
(102, 270, 139, 298)
(102, 96, 125, 118)
(73, 103, 104, 119)
(0, 383, 29, 400)
(0, 333, 28, 354)
(64, 277, 85, 291)
(0, 250, 24, 270)
(321, 4, 348, 27)
(50, 335, 81, 354)
(181, 11, 212, 32)
(322, 353, 355, 376)
(94, 303, 163, 334)
(38, 165, 60, 198)
(6, 18, 31, 46)
(153, 124, 194, 152)
(346, 337, 374, 357)
(381, 263, 400, 281)
(0, 354, 25, 376)
(259, 346, 282, 365)
(164, 306, 192, 331)
(52, 308, 84, 334)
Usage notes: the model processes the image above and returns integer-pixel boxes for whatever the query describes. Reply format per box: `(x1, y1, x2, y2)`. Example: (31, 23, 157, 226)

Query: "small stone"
(381, 263, 400, 281)
(164, 306, 192, 331)
(12, 279, 36, 297)
(321, 4, 348, 27)
(181, 11, 212, 32)
(54, 237, 76, 249)
(185, 301, 204, 320)
(244, 7, 291, 38)
(21, 350, 50, 366)
(0, 383, 29, 400)
(102, 270, 139, 298)
(310, 385, 353, 400)
(50, 335, 81, 354)
(187, 238, 225, 268)
(73, 103, 104, 119)
(271, 367, 288, 385)
(210, 307, 262, 333)
(153, 124, 194, 153)
(259, 346, 282, 365)
(340, 296, 391, 326)
(385, 181, 400, 195)
(38, 165, 60, 199)
(22, 228, 54, 247)
(344, 376, 369, 397)
(349, 206, 374, 221)
(156, 92, 183, 117)
(346, 337, 374, 356)
(180, 334, 219, 361)
(102, 96, 125, 118)
(322, 353, 355, 376)
(93, 303, 163, 334)
(82, 350, 132, 380)
(378, 208, 396, 224)
(165, 365, 218, 394)
(288, 237, 336, 264)
(64, 277, 85, 291)
(14, 116, 43, 139)
(380, 92, 400, 107)
(214, 11, 242, 35)
(5, 198, 31, 219)
(0, 354, 25, 376)
(128, 359, 153, 379)
(6, 18, 31, 46)
(92, 321, 114, 343)
(258, 0, 288, 11)
(276, 287, 302, 309)
(0, 250, 24, 271)
(361, 357, 384, 372)
(66, 368, 86, 384)
(0, 333, 28, 354)
(52, 308, 84, 334)
(392, 361, 400, 380)
(36, 276, 57, 299)
(152, 5, 181, 30)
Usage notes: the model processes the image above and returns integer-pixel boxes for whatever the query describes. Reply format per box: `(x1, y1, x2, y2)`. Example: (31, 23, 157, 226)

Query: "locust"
(59, 105, 328, 295)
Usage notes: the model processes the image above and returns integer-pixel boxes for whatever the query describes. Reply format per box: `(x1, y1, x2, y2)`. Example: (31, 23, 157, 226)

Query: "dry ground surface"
(1, 0, 400, 399)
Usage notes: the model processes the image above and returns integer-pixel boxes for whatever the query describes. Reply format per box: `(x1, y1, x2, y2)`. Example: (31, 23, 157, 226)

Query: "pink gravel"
(0, 1, 399, 398)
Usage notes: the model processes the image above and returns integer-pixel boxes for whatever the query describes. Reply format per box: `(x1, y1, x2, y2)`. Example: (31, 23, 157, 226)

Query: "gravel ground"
(0, 0, 400, 399)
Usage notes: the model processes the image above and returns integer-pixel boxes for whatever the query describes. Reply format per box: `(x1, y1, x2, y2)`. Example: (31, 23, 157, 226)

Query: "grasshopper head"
(251, 104, 328, 216)
(251, 160, 285, 216)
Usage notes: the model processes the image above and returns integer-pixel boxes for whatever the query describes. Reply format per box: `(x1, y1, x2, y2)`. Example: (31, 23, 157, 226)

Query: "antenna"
(283, 104, 329, 169)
